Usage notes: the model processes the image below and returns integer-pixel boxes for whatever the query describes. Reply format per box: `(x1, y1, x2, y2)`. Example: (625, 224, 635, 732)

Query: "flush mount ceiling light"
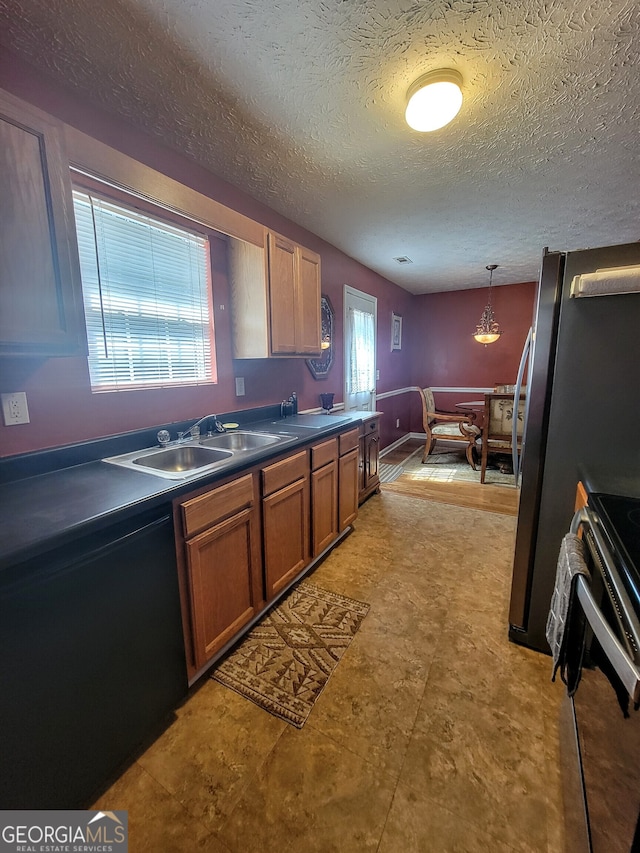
(473, 264, 503, 345)
(405, 69, 463, 132)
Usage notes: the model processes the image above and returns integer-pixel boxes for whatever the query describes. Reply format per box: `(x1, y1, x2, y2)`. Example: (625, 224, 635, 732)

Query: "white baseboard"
(380, 433, 472, 458)
(380, 432, 426, 457)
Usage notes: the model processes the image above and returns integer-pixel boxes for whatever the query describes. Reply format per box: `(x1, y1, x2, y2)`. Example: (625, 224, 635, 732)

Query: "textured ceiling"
(1, 0, 639, 293)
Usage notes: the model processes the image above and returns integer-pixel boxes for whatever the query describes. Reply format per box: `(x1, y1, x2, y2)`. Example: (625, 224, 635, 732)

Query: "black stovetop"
(590, 492, 640, 607)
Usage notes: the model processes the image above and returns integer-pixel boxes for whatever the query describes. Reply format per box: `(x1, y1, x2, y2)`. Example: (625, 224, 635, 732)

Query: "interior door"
(344, 285, 377, 411)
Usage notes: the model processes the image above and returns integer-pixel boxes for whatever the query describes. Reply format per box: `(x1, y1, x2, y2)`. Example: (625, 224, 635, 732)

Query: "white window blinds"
(72, 189, 214, 390)
(348, 307, 375, 393)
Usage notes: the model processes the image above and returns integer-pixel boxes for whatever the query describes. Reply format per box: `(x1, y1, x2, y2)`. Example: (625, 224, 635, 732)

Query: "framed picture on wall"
(391, 312, 402, 350)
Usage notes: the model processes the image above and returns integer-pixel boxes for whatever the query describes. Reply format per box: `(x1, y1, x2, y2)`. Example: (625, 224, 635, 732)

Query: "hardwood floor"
(380, 438, 520, 516)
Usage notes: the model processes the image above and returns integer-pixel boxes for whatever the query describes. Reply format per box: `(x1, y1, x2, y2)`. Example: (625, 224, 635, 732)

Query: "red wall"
(0, 50, 415, 457)
(407, 281, 537, 430)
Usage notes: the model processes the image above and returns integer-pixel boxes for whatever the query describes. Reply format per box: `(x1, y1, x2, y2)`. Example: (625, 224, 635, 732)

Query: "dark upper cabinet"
(0, 89, 86, 357)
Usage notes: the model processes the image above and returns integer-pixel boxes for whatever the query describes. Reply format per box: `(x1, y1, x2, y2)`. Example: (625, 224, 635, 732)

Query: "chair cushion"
(422, 388, 436, 424)
(432, 422, 480, 438)
(488, 397, 525, 437)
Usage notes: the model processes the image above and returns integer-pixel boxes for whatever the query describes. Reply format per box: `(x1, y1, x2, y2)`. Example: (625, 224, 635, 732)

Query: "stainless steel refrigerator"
(509, 241, 640, 652)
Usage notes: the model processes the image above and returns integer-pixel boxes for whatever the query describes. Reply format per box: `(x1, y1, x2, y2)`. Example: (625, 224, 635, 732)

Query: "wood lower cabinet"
(262, 450, 310, 599)
(311, 438, 339, 557)
(338, 427, 360, 531)
(359, 415, 381, 504)
(0, 89, 85, 356)
(176, 425, 362, 680)
(177, 474, 263, 673)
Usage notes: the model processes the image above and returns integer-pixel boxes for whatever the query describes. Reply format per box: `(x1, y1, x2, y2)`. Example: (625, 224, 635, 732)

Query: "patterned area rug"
(211, 581, 370, 728)
(400, 446, 517, 486)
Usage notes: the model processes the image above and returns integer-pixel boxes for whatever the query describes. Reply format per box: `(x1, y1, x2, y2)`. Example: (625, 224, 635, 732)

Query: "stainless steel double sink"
(103, 430, 294, 480)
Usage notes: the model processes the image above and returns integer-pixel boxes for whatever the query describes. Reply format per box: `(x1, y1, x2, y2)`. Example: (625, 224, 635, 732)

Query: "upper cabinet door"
(0, 90, 85, 357)
(268, 232, 298, 354)
(295, 245, 321, 355)
(231, 230, 321, 358)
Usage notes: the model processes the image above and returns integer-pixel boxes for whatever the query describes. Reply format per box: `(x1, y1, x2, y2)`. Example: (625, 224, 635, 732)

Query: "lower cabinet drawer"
(311, 437, 338, 471)
(339, 427, 360, 455)
(262, 449, 309, 496)
(181, 473, 254, 537)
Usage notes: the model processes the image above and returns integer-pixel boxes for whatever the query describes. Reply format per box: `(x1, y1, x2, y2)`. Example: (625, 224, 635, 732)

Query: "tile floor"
(94, 486, 565, 852)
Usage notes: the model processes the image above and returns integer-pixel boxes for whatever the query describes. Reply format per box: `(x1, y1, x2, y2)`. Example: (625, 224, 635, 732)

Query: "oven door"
(566, 508, 640, 853)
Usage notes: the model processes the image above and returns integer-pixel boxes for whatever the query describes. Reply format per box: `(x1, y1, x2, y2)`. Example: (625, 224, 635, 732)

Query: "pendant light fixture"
(405, 69, 463, 132)
(473, 264, 503, 345)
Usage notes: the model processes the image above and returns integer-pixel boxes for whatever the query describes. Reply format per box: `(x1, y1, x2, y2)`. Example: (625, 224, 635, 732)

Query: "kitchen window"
(72, 188, 215, 391)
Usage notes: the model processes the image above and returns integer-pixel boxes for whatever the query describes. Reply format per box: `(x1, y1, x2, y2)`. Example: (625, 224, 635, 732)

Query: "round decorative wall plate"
(306, 295, 334, 379)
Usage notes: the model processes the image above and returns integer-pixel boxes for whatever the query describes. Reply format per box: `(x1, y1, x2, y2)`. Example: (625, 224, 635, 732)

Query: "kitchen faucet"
(156, 415, 227, 447)
(182, 414, 226, 440)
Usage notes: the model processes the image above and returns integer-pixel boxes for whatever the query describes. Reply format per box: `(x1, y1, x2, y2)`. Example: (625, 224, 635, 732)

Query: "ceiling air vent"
(393, 256, 413, 265)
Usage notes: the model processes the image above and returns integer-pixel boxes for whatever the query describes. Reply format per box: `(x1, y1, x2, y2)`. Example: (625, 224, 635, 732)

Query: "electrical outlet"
(376, 369, 380, 381)
(2, 392, 30, 425)
(235, 377, 245, 396)
(396, 418, 400, 428)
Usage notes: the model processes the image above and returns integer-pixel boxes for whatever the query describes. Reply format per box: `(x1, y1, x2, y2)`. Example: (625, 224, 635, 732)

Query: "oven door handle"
(576, 574, 640, 704)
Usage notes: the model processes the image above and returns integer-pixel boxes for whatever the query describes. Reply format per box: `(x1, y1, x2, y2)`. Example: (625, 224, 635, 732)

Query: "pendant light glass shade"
(405, 69, 463, 132)
(473, 265, 503, 345)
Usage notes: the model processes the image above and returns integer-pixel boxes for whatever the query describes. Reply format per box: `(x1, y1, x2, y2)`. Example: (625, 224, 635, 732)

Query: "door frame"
(343, 285, 377, 412)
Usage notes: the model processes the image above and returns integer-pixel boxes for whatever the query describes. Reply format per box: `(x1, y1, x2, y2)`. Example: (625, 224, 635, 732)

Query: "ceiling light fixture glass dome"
(405, 69, 463, 132)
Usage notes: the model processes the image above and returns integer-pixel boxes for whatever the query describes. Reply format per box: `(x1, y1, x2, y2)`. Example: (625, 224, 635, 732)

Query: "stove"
(567, 492, 640, 853)
(589, 493, 640, 611)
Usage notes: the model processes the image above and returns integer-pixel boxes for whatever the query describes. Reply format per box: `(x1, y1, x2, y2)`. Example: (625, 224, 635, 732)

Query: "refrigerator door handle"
(512, 327, 532, 479)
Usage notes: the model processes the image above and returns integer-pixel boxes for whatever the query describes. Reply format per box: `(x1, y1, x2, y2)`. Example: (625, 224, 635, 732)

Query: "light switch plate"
(2, 391, 30, 425)
(235, 377, 245, 396)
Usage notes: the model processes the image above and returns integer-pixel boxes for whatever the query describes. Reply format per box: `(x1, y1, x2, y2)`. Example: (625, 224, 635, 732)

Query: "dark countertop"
(0, 411, 376, 570)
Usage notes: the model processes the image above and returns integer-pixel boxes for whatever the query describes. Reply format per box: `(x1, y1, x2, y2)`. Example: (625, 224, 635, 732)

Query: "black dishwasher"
(0, 507, 188, 808)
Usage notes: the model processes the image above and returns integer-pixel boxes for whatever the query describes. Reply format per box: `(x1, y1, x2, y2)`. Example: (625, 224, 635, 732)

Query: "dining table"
(454, 400, 485, 413)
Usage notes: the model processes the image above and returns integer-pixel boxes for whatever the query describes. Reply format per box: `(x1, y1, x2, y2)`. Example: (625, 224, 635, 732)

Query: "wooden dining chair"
(419, 387, 481, 469)
(479, 393, 525, 483)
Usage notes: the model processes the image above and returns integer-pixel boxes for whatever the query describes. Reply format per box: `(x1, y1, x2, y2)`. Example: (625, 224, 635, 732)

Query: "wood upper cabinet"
(262, 450, 310, 599)
(229, 230, 321, 358)
(267, 232, 321, 356)
(177, 474, 263, 673)
(294, 242, 322, 355)
(0, 89, 85, 357)
(267, 232, 297, 353)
